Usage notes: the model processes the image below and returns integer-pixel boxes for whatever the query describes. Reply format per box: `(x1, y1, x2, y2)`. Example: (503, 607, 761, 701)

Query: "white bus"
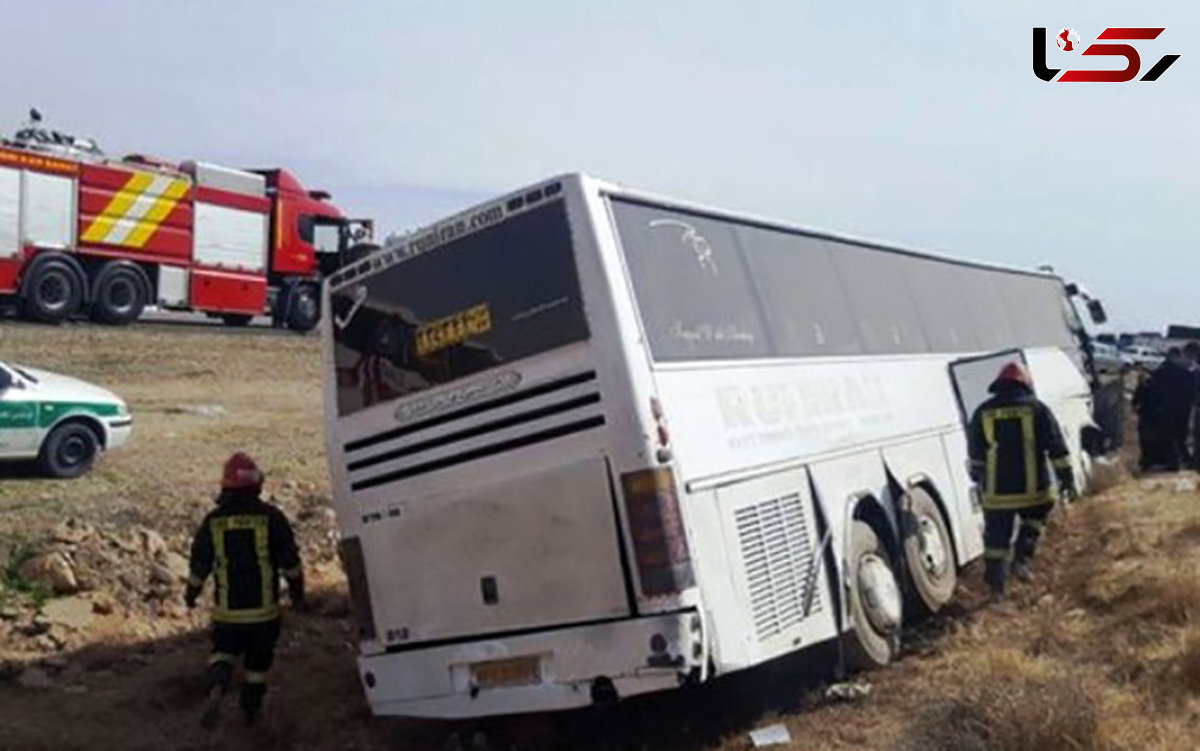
(322, 174, 1103, 718)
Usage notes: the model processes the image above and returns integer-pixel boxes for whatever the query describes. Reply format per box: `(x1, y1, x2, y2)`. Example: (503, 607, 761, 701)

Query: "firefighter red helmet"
(994, 361, 1033, 389)
(221, 452, 263, 490)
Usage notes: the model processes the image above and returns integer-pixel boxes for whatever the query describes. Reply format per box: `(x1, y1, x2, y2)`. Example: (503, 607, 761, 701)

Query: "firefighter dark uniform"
(186, 452, 305, 727)
(967, 362, 1076, 597)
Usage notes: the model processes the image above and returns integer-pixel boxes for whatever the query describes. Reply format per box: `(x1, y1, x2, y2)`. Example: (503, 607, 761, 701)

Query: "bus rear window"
(330, 200, 589, 417)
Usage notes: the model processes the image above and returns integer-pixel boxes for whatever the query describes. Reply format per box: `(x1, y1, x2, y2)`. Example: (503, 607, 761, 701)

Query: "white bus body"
(322, 174, 1098, 718)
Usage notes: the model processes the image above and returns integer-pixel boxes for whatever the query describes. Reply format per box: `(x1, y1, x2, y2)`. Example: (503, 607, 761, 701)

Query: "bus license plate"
(470, 656, 542, 689)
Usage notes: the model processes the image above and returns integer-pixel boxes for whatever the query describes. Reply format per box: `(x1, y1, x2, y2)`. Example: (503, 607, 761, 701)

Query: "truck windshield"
(329, 199, 589, 417)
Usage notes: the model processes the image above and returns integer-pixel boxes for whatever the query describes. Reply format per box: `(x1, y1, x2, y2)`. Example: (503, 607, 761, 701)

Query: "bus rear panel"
(323, 178, 704, 717)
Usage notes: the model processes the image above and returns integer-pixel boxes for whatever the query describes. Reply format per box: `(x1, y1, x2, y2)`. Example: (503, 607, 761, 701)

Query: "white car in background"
(1090, 342, 1125, 375)
(0, 361, 131, 478)
(1122, 345, 1165, 370)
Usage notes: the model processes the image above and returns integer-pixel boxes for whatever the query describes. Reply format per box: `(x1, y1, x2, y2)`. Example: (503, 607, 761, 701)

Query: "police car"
(0, 361, 131, 478)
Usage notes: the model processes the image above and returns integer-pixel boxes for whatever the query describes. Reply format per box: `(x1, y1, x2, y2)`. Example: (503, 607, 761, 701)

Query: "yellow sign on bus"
(415, 303, 492, 357)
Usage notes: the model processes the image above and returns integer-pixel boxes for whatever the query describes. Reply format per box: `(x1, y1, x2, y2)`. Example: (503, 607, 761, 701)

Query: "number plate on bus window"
(470, 656, 542, 689)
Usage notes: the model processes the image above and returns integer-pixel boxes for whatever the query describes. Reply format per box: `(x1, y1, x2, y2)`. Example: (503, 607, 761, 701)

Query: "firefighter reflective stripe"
(213, 604, 280, 624)
(80, 172, 190, 249)
(209, 514, 278, 624)
(244, 670, 268, 685)
(209, 652, 236, 666)
(1021, 411, 1036, 492)
(257, 518, 275, 615)
(212, 516, 230, 615)
(983, 411, 998, 495)
(984, 547, 1009, 560)
(1022, 516, 1047, 532)
(981, 490, 1055, 509)
(981, 406, 1039, 501)
(1051, 455, 1072, 471)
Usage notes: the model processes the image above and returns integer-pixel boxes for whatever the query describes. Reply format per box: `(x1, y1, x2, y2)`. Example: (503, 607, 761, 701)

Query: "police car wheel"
(901, 487, 958, 617)
(843, 520, 902, 671)
(38, 422, 100, 479)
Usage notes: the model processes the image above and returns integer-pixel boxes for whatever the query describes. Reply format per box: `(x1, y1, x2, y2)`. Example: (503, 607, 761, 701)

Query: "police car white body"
(0, 361, 131, 477)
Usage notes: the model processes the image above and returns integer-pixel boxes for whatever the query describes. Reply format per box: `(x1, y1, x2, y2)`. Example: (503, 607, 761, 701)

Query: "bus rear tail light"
(620, 467, 695, 597)
(650, 396, 672, 462)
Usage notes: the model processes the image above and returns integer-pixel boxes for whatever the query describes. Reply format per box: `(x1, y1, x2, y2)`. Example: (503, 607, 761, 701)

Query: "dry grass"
(905, 653, 1100, 751)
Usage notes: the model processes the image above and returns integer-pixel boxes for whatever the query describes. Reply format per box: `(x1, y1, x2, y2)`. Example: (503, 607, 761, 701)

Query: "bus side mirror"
(1087, 300, 1108, 325)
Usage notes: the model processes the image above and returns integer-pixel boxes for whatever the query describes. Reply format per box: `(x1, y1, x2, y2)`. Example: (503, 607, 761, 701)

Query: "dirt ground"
(1, 322, 1198, 750)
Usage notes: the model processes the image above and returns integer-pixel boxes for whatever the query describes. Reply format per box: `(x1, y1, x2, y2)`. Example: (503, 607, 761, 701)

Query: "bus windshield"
(329, 200, 589, 417)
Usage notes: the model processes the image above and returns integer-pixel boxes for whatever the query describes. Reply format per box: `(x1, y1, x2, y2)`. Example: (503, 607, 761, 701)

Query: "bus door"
(948, 349, 1029, 428)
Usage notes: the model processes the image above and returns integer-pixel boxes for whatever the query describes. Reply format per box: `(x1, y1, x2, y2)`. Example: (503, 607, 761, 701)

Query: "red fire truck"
(0, 114, 372, 331)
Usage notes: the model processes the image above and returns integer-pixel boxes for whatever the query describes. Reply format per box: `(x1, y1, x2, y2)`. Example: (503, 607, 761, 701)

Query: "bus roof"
(328, 172, 1064, 293)
(590, 174, 1062, 284)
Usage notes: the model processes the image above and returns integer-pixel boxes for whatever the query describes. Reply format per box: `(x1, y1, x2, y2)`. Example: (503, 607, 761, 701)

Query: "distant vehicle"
(323, 173, 1103, 718)
(1122, 345, 1164, 369)
(1091, 342, 1125, 375)
(0, 109, 374, 332)
(0, 361, 130, 477)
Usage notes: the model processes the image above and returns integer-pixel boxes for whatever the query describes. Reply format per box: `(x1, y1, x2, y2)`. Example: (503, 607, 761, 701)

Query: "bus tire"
(843, 520, 902, 671)
(22, 256, 84, 324)
(900, 487, 957, 617)
(90, 263, 147, 325)
(37, 421, 100, 479)
(283, 283, 321, 332)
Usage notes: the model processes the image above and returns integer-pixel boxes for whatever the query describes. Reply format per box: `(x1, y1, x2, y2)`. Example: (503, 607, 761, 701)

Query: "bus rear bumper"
(358, 610, 703, 718)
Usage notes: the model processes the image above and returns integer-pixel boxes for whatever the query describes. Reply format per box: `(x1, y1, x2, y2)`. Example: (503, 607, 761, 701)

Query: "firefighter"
(185, 452, 305, 727)
(967, 362, 1076, 599)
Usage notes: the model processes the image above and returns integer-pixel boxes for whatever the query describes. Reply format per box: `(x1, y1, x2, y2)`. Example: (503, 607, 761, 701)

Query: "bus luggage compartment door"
(359, 456, 631, 648)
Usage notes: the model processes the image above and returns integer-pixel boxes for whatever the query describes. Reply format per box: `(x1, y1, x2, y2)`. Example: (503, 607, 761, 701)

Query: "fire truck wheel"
(90, 264, 147, 325)
(23, 258, 83, 324)
(284, 283, 321, 332)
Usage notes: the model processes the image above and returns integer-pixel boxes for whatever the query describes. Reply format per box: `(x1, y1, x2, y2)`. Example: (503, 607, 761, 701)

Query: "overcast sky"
(1, 0, 1194, 331)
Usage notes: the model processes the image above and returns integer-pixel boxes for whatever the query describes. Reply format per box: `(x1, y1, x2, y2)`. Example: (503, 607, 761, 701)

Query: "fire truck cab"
(0, 114, 370, 331)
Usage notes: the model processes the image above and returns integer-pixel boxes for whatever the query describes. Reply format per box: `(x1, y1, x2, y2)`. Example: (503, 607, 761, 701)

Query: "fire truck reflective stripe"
(81, 172, 155, 243)
(80, 173, 192, 249)
(104, 174, 178, 245)
(125, 179, 190, 248)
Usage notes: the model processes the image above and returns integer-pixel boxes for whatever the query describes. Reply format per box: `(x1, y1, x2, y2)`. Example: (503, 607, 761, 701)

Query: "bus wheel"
(90, 263, 146, 325)
(220, 314, 254, 327)
(900, 487, 957, 617)
(284, 283, 320, 332)
(843, 520, 902, 670)
(23, 258, 83, 324)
